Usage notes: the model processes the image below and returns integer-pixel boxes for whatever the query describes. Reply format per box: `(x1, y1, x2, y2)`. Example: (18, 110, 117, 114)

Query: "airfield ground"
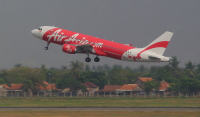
(0, 98, 199, 117)
(0, 111, 200, 117)
(0, 97, 199, 107)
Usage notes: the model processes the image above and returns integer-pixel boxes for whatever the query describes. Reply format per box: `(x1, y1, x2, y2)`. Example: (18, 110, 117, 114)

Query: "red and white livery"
(31, 26, 173, 62)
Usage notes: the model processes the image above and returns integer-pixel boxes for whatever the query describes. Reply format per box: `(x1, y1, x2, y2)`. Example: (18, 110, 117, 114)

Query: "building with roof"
(36, 82, 59, 92)
(0, 86, 7, 97)
(34, 81, 60, 97)
(158, 80, 170, 96)
(81, 82, 99, 96)
(98, 85, 123, 95)
(7, 84, 24, 97)
(0, 84, 9, 89)
(134, 77, 153, 89)
(98, 85, 122, 92)
(116, 84, 144, 95)
(0, 81, 61, 97)
(159, 80, 170, 91)
(98, 84, 144, 96)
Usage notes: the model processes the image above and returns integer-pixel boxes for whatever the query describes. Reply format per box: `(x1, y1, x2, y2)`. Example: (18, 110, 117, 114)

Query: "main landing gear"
(85, 55, 100, 62)
(44, 42, 50, 50)
(94, 56, 100, 62)
(85, 52, 91, 62)
(85, 57, 91, 62)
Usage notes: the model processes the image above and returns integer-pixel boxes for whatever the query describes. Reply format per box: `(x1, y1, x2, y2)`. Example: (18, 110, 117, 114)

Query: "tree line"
(0, 57, 200, 93)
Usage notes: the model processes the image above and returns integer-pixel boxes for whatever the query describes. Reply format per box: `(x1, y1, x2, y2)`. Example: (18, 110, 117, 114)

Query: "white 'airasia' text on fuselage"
(47, 29, 103, 48)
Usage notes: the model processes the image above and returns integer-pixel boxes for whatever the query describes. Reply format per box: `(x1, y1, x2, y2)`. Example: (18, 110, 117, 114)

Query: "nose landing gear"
(44, 47, 48, 50)
(44, 42, 50, 50)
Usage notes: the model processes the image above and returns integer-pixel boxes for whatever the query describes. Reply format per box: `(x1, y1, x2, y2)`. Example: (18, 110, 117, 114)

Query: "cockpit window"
(38, 28, 42, 31)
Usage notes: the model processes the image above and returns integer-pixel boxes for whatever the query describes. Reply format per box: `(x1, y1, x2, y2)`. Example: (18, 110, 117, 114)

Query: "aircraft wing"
(70, 44, 107, 56)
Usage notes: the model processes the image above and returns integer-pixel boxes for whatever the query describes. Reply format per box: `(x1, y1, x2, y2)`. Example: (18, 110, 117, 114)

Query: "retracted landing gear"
(44, 42, 50, 50)
(94, 56, 100, 62)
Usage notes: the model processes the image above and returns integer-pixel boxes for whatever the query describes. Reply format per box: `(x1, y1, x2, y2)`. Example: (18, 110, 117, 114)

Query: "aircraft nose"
(31, 29, 42, 39)
(31, 29, 37, 36)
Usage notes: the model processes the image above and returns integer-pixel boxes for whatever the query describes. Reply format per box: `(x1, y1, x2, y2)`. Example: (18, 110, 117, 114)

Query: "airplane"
(31, 26, 173, 62)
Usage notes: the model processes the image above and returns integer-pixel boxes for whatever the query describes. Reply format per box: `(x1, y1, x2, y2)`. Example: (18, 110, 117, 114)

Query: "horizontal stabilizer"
(148, 56, 161, 60)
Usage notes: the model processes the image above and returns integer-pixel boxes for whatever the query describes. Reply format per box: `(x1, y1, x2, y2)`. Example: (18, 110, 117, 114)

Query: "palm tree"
(14, 64, 22, 68)
(197, 64, 200, 72)
(85, 64, 90, 71)
(61, 65, 67, 70)
(103, 64, 111, 71)
(96, 65, 104, 72)
(185, 61, 196, 70)
(92, 66, 96, 71)
(70, 60, 84, 79)
(139, 64, 145, 75)
(169, 56, 180, 78)
(185, 61, 196, 78)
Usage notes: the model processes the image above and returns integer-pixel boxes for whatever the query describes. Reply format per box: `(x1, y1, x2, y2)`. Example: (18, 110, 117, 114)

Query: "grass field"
(0, 97, 199, 107)
(0, 111, 199, 117)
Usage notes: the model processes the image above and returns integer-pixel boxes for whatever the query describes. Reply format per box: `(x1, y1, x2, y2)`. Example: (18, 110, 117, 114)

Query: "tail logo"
(137, 41, 169, 57)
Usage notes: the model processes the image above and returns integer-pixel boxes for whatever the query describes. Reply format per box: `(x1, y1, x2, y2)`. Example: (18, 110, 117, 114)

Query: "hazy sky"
(0, 0, 200, 69)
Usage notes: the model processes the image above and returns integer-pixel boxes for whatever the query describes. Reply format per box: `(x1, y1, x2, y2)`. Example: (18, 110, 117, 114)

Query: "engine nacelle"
(62, 44, 77, 54)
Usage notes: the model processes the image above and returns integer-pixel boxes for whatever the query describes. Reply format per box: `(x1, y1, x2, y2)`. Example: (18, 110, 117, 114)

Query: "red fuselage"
(42, 27, 135, 60)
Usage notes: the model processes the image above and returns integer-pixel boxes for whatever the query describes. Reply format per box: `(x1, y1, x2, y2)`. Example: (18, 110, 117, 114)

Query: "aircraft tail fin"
(144, 31, 173, 55)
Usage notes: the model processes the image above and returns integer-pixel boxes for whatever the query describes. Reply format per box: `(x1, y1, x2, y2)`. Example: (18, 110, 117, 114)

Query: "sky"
(0, 0, 200, 69)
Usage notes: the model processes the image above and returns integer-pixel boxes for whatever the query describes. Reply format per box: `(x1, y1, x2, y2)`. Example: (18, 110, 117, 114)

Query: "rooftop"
(118, 84, 139, 91)
(37, 81, 59, 91)
(0, 84, 9, 89)
(139, 77, 153, 82)
(159, 81, 170, 91)
(0, 86, 6, 89)
(81, 82, 98, 88)
(8, 84, 23, 90)
(99, 85, 122, 92)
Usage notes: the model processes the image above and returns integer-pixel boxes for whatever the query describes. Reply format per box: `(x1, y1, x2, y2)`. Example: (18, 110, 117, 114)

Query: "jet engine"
(62, 44, 77, 54)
